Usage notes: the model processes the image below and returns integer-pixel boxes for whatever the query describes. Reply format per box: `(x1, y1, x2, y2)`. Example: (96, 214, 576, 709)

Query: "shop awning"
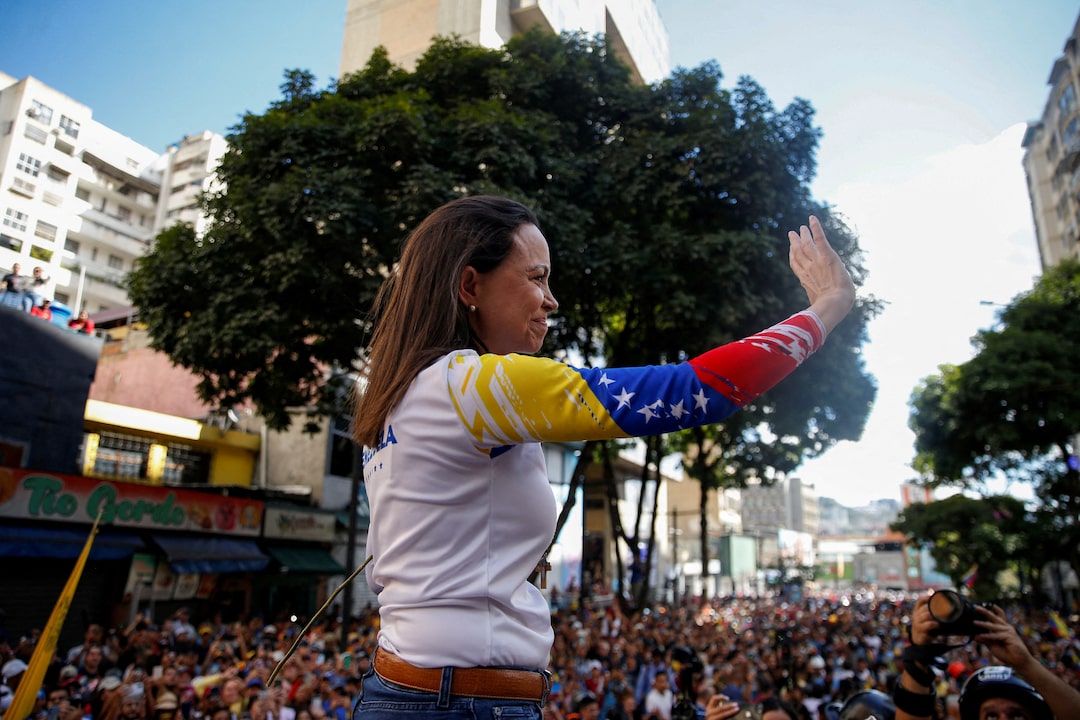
(0, 525, 145, 560)
(264, 545, 346, 575)
(151, 535, 269, 574)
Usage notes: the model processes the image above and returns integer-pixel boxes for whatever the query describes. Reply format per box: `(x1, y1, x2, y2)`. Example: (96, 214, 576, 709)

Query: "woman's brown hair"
(353, 195, 539, 447)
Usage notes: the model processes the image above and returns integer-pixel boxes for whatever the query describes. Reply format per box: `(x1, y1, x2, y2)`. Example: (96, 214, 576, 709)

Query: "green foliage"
(890, 494, 1033, 600)
(905, 260, 1080, 596)
(128, 30, 876, 448)
(910, 260, 1080, 491)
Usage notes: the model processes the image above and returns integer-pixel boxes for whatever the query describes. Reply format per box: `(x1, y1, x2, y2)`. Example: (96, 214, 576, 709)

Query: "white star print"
(637, 404, 658, 422)
(598, 373, 615, 387)
(613, 387, 635, 409)
(670, 399, 687, 420)
(693, 388, 708, 411)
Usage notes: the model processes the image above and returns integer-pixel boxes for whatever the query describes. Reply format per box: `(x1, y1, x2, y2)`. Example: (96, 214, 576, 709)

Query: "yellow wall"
(210, 446, 256, 486)
(82, 400, 260, 487)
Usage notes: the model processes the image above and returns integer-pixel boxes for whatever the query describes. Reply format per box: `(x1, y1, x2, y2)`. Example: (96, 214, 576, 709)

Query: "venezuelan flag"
(961, 564, 978, 588)
(1050, 610, 1072, 640)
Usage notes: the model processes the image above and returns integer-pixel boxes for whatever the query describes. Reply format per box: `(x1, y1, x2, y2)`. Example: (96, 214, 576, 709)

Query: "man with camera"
(894, 590, 1080, 720)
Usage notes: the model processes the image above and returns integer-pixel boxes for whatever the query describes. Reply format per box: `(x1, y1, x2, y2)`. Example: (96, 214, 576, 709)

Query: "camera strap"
(900, 641, 957, 687)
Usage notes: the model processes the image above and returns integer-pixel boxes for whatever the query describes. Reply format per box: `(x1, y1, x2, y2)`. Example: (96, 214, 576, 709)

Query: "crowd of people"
(1, 263, 94, 333)
(1, 589, 1078, 720)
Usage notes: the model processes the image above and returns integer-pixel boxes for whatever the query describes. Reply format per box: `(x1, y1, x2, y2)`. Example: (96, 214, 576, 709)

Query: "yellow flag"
(6, 512, 102, 720)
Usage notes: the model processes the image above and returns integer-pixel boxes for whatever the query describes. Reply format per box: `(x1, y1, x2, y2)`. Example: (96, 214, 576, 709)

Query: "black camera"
(928, 589, 992, 637)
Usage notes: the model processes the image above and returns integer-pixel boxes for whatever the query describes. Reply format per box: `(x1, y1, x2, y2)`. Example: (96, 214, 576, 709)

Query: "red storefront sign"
(0, 467, 263, 536)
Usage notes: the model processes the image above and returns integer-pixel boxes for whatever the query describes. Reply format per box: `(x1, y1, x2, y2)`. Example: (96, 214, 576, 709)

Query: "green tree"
(890, 494, 1033, 601)
(128, 31, 877, 606)
(907, 259, 1080, 595)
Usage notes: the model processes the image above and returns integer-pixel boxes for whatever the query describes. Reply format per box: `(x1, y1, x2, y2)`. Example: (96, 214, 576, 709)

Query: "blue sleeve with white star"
(447, 312, 824, 444)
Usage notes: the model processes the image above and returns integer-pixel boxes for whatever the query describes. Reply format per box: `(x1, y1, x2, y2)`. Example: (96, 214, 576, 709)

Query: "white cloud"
(799, 123, 1043, 505)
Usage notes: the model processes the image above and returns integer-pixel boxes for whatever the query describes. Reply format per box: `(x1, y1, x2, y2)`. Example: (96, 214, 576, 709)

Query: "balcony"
(511, 0, 555, 34)
(1058, 134, 1080, 177)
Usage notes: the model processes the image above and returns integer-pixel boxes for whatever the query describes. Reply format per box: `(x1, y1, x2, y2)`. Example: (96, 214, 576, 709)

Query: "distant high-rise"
(340, 0, 671, 85)
(1022, 11, 1080, 269)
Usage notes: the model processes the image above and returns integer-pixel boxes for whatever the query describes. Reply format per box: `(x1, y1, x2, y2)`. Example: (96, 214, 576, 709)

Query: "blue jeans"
(353, 662, 543, 720)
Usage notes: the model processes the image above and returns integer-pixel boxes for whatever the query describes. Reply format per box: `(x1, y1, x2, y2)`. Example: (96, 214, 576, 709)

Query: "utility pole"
(671, 508, 679, 607)
(342, 441, 362, 629)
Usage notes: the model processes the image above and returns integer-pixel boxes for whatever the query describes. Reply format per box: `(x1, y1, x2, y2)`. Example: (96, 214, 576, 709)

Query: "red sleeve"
(688, 311, 826, 406)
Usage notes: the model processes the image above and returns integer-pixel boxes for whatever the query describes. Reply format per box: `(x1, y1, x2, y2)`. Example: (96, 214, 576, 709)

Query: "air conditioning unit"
(25, 108, 39, 119)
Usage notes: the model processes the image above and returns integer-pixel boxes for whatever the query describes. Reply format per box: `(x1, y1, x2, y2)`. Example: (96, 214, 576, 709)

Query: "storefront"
(256, 504, 344, 622)
(0, 467, 265, 646)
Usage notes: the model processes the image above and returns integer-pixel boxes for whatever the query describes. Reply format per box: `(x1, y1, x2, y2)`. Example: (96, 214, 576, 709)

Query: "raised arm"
(975, 604, 1080, 719)
(787, 215, 856, 335)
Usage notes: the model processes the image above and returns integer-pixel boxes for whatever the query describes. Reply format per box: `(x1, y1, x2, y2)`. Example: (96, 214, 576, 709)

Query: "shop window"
(162, 443, 211, 485)
(92, 432, 151, 480)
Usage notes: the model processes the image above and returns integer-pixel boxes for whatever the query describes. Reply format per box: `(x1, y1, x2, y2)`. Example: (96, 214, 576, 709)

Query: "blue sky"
(3, 1, 1078, 505)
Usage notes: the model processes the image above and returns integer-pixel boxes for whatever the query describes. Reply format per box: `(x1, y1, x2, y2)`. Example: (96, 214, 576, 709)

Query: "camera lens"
(928, 589, 963, 623)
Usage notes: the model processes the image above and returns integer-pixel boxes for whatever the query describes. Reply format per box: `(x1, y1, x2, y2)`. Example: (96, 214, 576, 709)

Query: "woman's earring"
(469, 305, 477, 313)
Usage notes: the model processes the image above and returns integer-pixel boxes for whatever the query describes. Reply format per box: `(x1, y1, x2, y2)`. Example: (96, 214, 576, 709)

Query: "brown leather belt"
(373, 649, 549, 703)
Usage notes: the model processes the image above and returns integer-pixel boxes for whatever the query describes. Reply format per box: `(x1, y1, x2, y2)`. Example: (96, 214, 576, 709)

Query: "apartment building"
(0, 72, 228, 316)
(1022, 11, 1080, 268)
(340, 0, 671, 85)
(0, 72, 164, 314)
(740, 474, 821, 537)
(157, 131, 228, 236)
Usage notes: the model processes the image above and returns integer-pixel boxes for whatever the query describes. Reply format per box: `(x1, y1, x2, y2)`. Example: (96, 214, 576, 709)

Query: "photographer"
(894, 591, 1080, 720)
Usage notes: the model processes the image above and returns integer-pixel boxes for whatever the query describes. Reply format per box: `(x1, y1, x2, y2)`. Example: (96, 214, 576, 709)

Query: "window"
(117, 206, 131, 221)
(3, 208, 27, 232)
(29, 100, 53, 125)
(107, 254, 123, 270)
(92, 432, 150, 480)
(328, 415, 357, 478)
(29, 244, 53, 262)
(23, 125, 47, 144)
(11, 177, 35, 197)
(65, 238, 80, 254)
(1065, 117, 1080, 147)
(58, 115, 80, 139)
(162, 444, 211, 485)
(16, 153, 41, 177)
(34, 221, 57, 242)
(75, 187, 90, 201)
(0, 234, 22, 252)
(46, 166, 69, 184)
(54, 291, 69, 304)
(1060, 84, 1077, 116)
